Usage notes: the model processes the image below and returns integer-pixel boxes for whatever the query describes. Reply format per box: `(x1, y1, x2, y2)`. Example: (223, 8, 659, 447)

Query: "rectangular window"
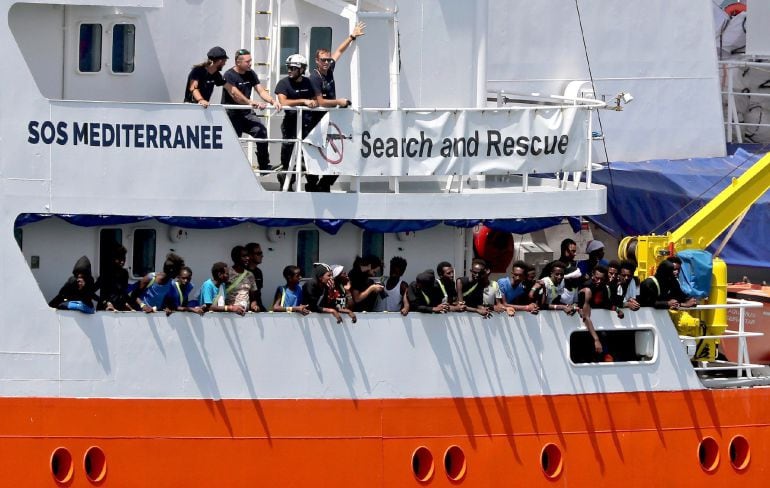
(297, 230, 319, 278)
(280, 26, 300, 75)
(99, 229, 123, 278)
(112, 24, 135, 73)
(78, 23, 102, 72)
(309, 27, 332, 71)
(362, 231, 384, 275)
(570, 329, 656, 364)
(132, 229, 156, 277)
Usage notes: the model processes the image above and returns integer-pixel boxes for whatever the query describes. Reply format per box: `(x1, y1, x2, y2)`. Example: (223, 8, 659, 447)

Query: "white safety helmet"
(286, 53, 308, 73)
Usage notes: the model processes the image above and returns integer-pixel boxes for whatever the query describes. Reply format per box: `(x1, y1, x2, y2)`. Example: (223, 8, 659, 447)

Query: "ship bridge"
(3, 0, 606, 221)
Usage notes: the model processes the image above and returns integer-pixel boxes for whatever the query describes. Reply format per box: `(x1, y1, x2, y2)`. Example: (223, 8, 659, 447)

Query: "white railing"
(224, 92, 605, 193)
(686, 298, 765, 379)
(720, 59, 770, 144)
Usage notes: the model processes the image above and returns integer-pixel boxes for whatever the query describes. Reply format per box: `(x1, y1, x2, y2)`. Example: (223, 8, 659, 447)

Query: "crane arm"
(619, 151, 770, 280)
(670, 151, 770, 251)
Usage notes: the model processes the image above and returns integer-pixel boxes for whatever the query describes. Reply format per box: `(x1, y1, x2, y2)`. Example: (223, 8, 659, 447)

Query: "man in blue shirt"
(498, 260, 539, 313)
(200, 262, 230, 313)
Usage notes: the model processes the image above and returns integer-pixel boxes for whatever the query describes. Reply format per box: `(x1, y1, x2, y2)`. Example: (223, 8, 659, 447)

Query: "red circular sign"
(317, 122, 345, 164)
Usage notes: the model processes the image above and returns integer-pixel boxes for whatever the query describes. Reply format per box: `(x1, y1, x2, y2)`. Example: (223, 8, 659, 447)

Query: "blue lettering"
(146, 125, 158, 148)
(27, 121, 40, 144)
(121, 124, 134, 146)
(41, 121, 56, 144)
(189, 125, 201, 149)
(101, 124, 115, 147)
(27, 121, 225, 150)
(134, 124, 145, 148)
(212, 126, 223, 149)
(73, 123, 88, 145)
(89, 123, 101, 146)
(56, 121, 68, 145)
(173, 126, 185, 148)
(159, 125, 172, 148)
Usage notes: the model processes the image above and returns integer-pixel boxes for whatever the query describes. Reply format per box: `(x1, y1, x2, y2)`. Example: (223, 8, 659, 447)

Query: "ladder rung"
(255, 10, 271, 14)
(253, 62, 270, 67)
(254, 36, 270, 40)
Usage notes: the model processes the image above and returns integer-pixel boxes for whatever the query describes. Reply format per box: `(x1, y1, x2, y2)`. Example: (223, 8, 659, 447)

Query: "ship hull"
(4, 389, 769, 486)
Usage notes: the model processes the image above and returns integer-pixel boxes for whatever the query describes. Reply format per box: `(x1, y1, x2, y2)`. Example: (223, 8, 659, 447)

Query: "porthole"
(84, 446, 107, 483)
(411, 446, 434, 482)
(51, 447, 74, 484)
(698, 437, 720, 472)
(443, 445, 467, 481)
(540, 443, 563, 479)
(729, 435, 750, 471)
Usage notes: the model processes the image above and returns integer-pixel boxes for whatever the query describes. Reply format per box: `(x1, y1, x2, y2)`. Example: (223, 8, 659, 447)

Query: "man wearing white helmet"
(221, 49, 282, 172)
(274, 54, 320, 190)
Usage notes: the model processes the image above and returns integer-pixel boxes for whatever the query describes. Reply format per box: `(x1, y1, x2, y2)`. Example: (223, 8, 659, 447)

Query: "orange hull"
(2, 389, 770, 486)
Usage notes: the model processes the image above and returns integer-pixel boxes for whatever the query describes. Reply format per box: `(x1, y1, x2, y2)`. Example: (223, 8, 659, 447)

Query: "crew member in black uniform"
(306, 22, 365, 192)
(274, 54, 320, 190)
(184, 46, 228, 108)
(222, 49, 282, 172)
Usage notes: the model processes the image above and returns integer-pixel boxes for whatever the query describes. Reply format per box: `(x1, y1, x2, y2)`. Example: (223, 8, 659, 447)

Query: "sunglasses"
(318, 57, 333, 63)
(236, 49, 250, 56)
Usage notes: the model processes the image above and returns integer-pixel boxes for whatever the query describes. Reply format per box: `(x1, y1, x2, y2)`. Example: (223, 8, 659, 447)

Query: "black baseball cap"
(207, 46, 229, 60)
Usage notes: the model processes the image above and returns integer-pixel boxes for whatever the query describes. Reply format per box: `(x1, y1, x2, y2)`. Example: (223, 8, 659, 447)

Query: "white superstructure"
(0, 0, 734, 399)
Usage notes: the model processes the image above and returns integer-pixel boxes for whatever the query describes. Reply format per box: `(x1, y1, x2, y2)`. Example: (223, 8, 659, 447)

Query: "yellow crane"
(618, 151, 770, 360)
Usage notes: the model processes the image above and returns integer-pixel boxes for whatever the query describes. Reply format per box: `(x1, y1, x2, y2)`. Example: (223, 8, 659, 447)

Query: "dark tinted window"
(79, 24, 102, 72)
(132, 229, 156, 277)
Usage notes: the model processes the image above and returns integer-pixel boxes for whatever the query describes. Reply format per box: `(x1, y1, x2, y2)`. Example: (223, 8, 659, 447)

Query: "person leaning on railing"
(221, 48, 282, 172)
(274, 53, 319, 191)
(184, 46, 228, 108)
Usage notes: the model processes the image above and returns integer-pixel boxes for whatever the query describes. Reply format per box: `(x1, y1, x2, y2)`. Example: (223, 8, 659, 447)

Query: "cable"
(649, 144, 770, 234)
(573, 0, 617, 203)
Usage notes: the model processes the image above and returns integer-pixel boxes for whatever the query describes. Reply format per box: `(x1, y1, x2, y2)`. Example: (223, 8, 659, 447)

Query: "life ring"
(724, 2, 747, 17)
(473, 225, 513, 273)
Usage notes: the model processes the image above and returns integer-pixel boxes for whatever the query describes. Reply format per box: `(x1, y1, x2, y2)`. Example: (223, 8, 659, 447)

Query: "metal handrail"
(683, 299, 764, 378)
(221, 103, 601, 192)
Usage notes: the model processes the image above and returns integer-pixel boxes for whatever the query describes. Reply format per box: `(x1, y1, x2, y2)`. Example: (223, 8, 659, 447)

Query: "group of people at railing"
(48, 235, 699, 359)
(184, 23, 365, 191)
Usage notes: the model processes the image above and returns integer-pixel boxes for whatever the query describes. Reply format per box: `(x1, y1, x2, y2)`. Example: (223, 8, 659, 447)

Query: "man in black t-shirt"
(347, 255, 385, 312)
(274, 54, 320, 190)
(578, 265, 624, 356)
(306, 22, 365, 192)
(245, 242, 266, 312)
(184, 46, 228, 107)
(405, 270, 447, 315)
(221, 49, 282, 171)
